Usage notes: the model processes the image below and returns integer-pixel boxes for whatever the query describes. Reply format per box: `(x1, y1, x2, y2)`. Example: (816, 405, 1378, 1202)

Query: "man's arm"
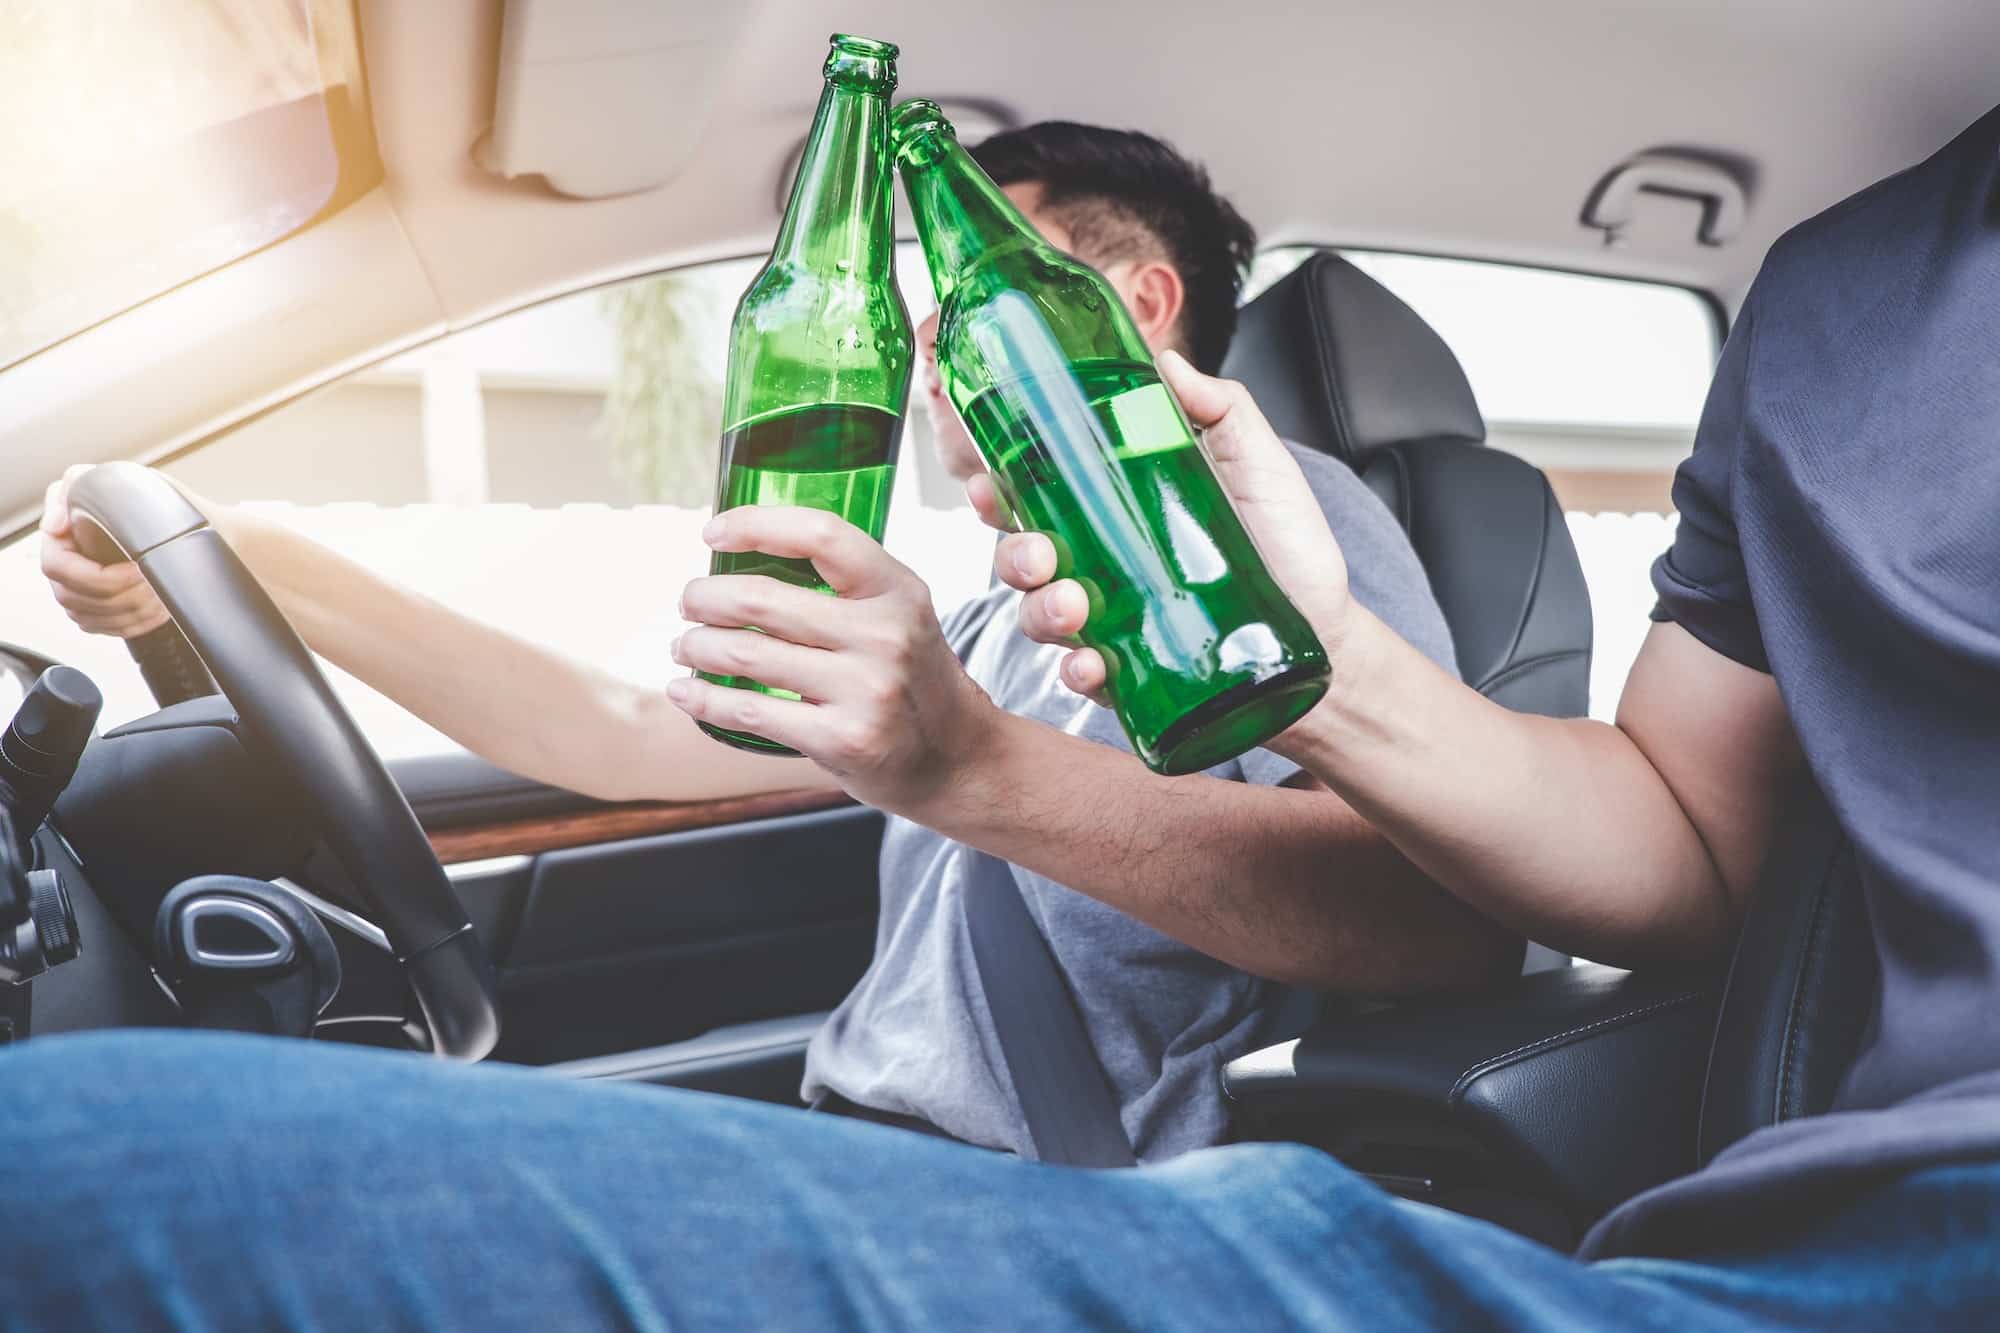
(998, 352, 1803, 966)
(667, 505, 1519, 992)
(1278, 611, 1799, 965)
(922, 718, 1517, 992)
(40, 470, 830, 805)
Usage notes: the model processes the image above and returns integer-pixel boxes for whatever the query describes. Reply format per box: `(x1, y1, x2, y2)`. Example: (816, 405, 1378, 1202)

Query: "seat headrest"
(1221, 252, 1486, 467)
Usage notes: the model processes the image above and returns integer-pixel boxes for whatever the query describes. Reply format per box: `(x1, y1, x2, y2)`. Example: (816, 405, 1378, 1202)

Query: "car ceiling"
(4, 0, 1997, 528)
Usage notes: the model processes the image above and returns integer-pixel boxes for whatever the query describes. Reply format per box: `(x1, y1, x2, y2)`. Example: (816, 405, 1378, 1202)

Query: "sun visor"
(474, 0, 761, 199)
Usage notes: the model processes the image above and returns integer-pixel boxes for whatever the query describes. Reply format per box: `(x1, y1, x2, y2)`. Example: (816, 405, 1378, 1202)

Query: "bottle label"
(1105, 381, 1193, 461)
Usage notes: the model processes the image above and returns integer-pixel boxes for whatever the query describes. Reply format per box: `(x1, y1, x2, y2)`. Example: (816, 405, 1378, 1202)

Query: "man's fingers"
(670, 627, 850, 702)
(39, 541, 151, 599)
(1156, 349, 1288, 469)
(54, 596, 169, 638)
(664, 676, 827, 754)
(679, 574, 855, 650)
(993, 532, 1059, 592)
(1057, 648, 1110, 703)
(1017, 580, 1091, 645)
(965, 474, 1016, 534)
(81, 608, 170, 639)
(40, 479, 68, 538)
(703, 507, 910, 599)
(1155, 348, 1242, 430)
(48, 578, 159, 621)
(37, 464, 100, 538)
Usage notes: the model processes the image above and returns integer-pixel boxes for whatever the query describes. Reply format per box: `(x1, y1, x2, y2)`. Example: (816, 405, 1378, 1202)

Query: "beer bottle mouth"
(825, 33, 898, 90)
(890, 98, 955, 162)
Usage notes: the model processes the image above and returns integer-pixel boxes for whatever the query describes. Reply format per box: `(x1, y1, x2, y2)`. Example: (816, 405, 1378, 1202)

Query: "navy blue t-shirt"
(1582, 105, 2000, 1258)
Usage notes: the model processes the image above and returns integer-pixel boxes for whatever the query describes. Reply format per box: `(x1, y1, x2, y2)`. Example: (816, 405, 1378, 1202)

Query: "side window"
(1246, 248, 1719, 719)
(0, 249, 987, 756)
(0, 0, 369, 369)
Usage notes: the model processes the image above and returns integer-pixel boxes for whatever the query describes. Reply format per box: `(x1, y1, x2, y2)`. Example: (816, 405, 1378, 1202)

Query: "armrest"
(1224, 964, 1719, 1241)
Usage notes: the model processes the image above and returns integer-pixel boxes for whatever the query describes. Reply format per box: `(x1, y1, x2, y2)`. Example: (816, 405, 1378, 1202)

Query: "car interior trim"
(272, 877, 392, 956)
(426, 787, 854, 863)
(443, 854, 534, 881)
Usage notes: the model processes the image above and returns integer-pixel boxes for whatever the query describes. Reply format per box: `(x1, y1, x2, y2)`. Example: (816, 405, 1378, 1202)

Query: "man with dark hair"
(42, 122, 1504, 1159)
(971, 122, 1257, 374)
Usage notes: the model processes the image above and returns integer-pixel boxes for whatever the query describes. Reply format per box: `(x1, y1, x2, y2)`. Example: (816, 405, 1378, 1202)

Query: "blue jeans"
(0, 1033, 1993, 1331)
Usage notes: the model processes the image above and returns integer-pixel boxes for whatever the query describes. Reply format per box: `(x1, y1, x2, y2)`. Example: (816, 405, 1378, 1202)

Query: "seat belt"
(964, 878, 1138, 1168)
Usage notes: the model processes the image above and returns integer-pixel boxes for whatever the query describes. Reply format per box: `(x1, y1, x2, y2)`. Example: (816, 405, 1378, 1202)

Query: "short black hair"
(969, 122, 1256, 374)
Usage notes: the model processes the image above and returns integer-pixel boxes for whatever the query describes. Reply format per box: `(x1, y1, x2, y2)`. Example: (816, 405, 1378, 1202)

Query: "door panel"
(392, 752, 881, 1092)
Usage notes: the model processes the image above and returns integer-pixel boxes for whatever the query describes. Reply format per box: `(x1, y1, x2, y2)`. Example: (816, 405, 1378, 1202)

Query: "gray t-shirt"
(803, 441, 1457, 1160)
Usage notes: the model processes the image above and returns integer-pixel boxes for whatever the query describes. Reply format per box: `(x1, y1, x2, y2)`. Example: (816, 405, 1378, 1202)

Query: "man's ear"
(1120, 258, 1186, 353)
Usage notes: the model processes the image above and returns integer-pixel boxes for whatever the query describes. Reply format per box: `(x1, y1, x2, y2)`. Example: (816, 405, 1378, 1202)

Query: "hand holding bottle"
(667, 508, 1000, 815)
(693, 34, 912, 756)
(988, 350, 1354, 706)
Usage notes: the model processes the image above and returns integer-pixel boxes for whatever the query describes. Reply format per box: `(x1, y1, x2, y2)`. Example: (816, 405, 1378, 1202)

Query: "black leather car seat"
(1221, 251, 1592, 718)
(1212, 257, 1887, 1228)
(1220, 782, 1876, 1243)
(1696, 779, 1875, 1162)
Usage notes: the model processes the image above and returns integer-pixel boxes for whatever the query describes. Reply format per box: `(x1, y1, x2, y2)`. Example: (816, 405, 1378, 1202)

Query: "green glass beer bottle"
(893, 100, 1328, 775)
(695, 35, 913, 754)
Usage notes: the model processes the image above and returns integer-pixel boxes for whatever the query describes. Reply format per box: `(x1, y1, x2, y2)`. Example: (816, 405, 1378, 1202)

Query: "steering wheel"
(66, 463, 500, 1060)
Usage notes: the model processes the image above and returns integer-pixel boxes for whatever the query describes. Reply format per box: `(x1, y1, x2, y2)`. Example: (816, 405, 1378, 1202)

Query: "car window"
(0, 243, 1716, 751)
(0, 248, 989, 757)
(1248, 248, 1717, 719)
(0, 0, 367, 369)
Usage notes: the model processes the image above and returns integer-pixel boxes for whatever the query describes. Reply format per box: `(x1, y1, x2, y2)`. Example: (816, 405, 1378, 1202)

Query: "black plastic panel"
(507, 805, 881, 965)
(24, 831, 181, 1037)
(54, 707, 313, 943)
(549, 1011, 828, 1105)
(1225, 965, 1719, 1242)
(489, 804, 883, 1065)
(496, 918, 870, 1067)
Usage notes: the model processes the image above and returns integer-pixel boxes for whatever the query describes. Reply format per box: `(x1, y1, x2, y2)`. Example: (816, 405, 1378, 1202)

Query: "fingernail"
(701, 517, 723, 544)
(666, 678, 693, 705)
(668, 634, 684, 662)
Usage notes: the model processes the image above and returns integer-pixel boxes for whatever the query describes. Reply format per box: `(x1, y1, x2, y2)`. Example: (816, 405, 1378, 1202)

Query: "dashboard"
(0, 647, 421, 1049)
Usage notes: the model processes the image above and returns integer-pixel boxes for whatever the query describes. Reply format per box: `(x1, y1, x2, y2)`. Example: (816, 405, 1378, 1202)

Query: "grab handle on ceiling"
(1583, 152, 1748, 247)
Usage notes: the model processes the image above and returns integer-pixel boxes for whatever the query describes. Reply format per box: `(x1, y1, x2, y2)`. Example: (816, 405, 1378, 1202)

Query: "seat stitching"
(1302, 259, 1357, 465)
(1386, 448, 1414, 534)
(1494, 479, 1556, 679)
(1447, 992, 1708, 1104)
(1473, 648, 1591, 695)
(1775, 841, 1842, 1122)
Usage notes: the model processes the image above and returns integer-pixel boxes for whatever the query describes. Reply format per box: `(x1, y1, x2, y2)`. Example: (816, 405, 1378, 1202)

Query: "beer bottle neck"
(770, 80, 894, 278)
(896, 129, 1040, 303)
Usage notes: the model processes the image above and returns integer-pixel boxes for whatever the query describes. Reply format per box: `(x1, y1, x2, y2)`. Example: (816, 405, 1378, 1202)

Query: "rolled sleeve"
(1649, 292, 1771, 673)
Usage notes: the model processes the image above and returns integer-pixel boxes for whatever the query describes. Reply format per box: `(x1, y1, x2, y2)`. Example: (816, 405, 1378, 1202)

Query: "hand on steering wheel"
(65, 463, 500, 1060)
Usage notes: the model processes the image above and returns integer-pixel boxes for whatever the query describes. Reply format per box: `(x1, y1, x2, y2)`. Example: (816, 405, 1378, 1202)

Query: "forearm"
(906, 711, 1518, 993)
(216, 508, 827, 804)
(1282, 607, 1759, 965)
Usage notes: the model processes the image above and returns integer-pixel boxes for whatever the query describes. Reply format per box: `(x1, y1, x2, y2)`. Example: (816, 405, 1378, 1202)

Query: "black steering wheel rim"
(66, 463, 500, 1060)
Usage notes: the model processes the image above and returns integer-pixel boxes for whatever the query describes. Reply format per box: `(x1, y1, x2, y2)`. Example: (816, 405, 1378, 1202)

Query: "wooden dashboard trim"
(427, 787, 854, 864)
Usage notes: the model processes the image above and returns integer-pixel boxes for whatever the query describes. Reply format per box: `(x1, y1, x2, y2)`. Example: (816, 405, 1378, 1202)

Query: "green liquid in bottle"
(896, 98, 1328, 773)
(962, 359, 1328, 774)
(698, 402, 901, 755)
(693, 34, 911, 756)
